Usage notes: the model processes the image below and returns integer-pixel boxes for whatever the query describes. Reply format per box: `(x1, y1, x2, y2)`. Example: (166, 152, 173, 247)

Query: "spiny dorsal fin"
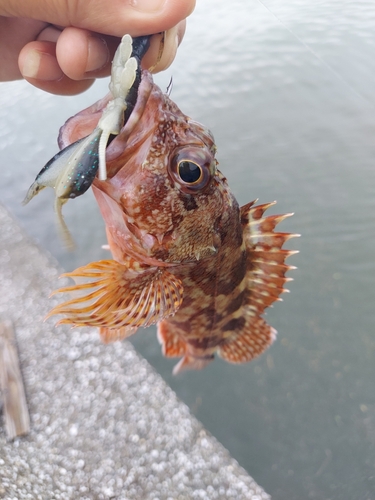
(241, 201, 299, 316)
(217, 201, 298, 365)
(47, 259, 183, 332)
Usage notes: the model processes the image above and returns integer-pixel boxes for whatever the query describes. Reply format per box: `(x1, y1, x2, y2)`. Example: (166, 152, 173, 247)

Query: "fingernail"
(20, 50, 41, 79)
(85, 37, 109, 73)
(160, 34, 178, 71)
(21, 49, 64, 81)
(130, 0, 166, 12)
(151, 28, 178, 73)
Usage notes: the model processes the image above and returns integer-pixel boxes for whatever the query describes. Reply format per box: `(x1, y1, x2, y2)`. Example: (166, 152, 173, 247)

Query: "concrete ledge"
(0, 204, 270, 499)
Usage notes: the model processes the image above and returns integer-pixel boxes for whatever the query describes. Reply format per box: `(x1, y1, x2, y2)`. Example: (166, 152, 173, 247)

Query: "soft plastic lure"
(23, 35, 151, 248)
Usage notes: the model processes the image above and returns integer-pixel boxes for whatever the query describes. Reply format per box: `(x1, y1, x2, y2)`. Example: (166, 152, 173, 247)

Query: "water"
(1, 1, 375, 498)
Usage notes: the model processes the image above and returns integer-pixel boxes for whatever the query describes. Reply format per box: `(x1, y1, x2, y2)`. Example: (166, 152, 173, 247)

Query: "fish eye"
(169, 147, 216, 194)
(177, 160, 203, 184)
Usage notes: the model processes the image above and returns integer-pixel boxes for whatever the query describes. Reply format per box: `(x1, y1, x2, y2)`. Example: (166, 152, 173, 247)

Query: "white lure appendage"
(97, 35, 138, 181)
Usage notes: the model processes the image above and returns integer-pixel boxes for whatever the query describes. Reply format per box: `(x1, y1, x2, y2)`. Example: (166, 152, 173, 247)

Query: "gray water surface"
(1, 1, 375, 498)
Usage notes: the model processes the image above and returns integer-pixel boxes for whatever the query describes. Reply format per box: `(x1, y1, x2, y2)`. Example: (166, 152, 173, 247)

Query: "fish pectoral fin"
(217, 200, 296, 365)
(157, 320, 187, 358)
(47, 259, 184, 332)
(218, 314, 276, 364)
(172, 354, 214, 375)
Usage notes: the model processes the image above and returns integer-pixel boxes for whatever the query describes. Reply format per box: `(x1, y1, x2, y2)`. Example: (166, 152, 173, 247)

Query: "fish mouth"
(58, 69, 154, 170)
(104, 71, 154, 173)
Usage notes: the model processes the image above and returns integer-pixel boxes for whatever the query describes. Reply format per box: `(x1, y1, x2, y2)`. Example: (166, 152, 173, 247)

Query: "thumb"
(0, 0, 195, 37)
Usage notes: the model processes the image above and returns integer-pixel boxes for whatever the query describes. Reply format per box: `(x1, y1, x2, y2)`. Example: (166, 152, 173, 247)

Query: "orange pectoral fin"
(47, 259, 183, 333)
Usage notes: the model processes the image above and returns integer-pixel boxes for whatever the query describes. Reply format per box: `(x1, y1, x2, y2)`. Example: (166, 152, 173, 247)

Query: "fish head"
(93, 72, 234, 264)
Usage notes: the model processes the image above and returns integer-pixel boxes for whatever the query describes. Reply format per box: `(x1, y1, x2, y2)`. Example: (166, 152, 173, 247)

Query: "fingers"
(56, 24, 187, 80)
(55, 27, 114, 81)
(18, 40, 95, 95)
(72, 0, 195, 39)
(144, 23, 186, 73)
(1, 0, 195, 38)
(11, 0, 195, 94)
(5, 0, 195, 92)
(0, 17, 46, 81)
(17, 24, 110, 94)
(18, 22, 187, 95)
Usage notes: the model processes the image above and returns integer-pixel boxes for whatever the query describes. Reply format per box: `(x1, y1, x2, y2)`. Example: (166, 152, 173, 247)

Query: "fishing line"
(255, 0, 373, 107)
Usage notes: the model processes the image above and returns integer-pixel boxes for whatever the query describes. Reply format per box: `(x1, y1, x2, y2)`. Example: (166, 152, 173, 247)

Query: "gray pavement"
(0, 203, 270, 499)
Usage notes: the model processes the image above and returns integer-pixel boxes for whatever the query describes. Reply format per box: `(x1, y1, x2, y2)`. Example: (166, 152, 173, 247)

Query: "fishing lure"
(23, 35, 151, 248)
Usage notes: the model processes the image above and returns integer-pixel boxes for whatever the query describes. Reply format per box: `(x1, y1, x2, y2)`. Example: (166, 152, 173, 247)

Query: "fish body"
(49, 69, 297, 374)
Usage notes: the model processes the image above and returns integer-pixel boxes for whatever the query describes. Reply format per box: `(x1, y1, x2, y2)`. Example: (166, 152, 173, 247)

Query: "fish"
(43, 35, 298, 374)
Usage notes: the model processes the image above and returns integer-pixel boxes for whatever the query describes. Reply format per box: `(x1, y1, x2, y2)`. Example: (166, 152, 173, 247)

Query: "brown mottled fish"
(47, 39, 297, 374)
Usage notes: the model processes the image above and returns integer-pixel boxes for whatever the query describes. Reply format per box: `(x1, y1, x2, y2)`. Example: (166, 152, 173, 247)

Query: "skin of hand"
(0, 0, 195, 95)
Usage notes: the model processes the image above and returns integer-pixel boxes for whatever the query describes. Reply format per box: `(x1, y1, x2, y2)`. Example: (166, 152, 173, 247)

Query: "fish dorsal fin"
(47, 259, 183, 335)
(218, 201, 298, 364)
(241, 200, 299, 315)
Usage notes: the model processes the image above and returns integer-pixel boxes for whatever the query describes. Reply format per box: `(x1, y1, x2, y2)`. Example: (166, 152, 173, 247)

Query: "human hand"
(0, 0, 195, 95)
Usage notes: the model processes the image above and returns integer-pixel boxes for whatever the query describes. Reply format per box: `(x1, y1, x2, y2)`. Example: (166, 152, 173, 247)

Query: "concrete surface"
(0, 204, 270, 499)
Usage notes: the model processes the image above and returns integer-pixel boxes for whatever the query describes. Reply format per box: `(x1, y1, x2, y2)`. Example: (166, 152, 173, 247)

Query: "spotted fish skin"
(49, 70, 297, 374)
(160, 198, 296, 374)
